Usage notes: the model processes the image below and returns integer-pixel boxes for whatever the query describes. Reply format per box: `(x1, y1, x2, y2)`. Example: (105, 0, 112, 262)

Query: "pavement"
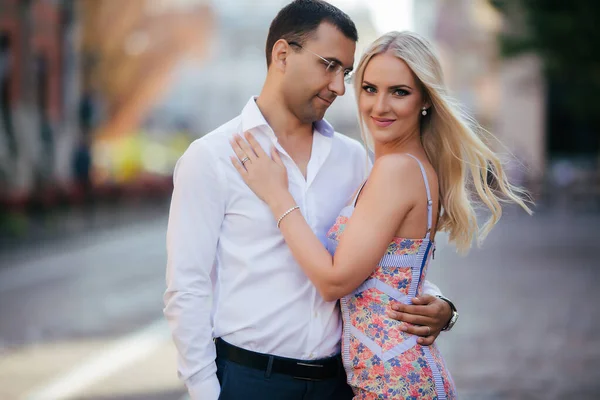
(429, 208, 600, 399)
(0, 197, 171, 254)
(0, 211, 185, 400)
(0, 204, 598, 400)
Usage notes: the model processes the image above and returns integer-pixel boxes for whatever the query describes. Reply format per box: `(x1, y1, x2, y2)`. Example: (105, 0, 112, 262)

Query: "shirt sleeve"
(163, 140, 226, 400)
(422, 279, 443, 297)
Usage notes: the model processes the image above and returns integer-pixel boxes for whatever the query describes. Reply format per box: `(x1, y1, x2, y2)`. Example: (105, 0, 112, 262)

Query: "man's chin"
(311, 108, 327, 122)
(299, 104, 326, 123)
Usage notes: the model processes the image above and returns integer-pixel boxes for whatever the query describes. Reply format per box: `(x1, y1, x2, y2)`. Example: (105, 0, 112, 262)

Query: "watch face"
(448, 312, 458, 329)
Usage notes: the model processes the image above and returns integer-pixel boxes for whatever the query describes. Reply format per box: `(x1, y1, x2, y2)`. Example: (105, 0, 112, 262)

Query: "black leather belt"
(215, 338, 342, 381)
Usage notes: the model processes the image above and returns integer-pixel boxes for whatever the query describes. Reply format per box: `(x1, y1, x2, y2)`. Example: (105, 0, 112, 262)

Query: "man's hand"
(386, 295, 452, 346)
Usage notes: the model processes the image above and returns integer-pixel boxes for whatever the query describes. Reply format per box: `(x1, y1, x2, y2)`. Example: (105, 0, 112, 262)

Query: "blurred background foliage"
(491, 0, 600, 155)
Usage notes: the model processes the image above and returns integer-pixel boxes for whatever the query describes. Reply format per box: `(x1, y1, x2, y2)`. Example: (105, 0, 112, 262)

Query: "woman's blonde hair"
(353, 31, 532, 253)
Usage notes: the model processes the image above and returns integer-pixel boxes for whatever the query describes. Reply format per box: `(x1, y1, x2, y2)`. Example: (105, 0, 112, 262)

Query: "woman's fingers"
(230, 156, 248, 176)
(234, 134, 258, 161)
(244, 131, 268, 158)
(271, 146, 284, 167)
(417, 334, 435, 346)
(230, 137, 250, 166)
(387, 310, 434, 327)
(399, 323, 431, 337)
(231, 132, 286, 178)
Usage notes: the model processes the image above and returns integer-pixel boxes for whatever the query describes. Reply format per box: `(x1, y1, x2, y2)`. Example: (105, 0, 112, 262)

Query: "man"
(164, 1, 458, 399)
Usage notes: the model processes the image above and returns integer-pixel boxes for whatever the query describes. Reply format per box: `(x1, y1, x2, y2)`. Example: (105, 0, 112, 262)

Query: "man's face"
(282, 22, 356, 123)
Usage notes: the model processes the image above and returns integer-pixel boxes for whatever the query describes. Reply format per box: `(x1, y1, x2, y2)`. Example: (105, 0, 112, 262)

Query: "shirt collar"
(241, 96, 271, 135)
(313, 118, 334, 138)
(241, 96, 335, 140)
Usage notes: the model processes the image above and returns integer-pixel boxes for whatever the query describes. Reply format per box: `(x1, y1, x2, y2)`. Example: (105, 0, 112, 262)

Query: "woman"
(229, 31, 531, 399)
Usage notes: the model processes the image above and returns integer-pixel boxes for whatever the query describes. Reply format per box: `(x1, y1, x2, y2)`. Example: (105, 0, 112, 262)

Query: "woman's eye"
(362, 85, 376, 94)
(393, 89, 409, 96)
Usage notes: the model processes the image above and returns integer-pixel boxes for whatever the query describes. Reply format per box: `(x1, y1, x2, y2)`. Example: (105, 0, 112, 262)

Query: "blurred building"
(80, 0, 213, 141)
(0, 0, 79, 207)
(414, 0, 545, 187)
(4, 0, 594, 211)
(417, 0, 599, 200)
(79, 0, 214, 188)
(0, 0, 215, 209)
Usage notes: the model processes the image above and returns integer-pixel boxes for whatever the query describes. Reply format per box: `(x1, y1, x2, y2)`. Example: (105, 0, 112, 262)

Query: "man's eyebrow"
(322, 56, 353, 70)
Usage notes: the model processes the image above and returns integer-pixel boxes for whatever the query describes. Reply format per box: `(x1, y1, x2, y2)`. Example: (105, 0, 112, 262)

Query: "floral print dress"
(326, 154, 457, 399)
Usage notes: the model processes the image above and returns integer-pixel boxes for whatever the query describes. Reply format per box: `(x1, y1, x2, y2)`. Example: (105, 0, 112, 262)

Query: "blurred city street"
(0, 209, 186, 400)
(0, 206, 598, 399)
(431, 208, 600, 400)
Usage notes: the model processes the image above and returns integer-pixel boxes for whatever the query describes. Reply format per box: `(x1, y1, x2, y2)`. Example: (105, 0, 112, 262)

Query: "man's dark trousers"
(216, 343, 354, 400)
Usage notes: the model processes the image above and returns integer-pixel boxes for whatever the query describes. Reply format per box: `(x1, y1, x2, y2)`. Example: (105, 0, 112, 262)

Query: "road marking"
(25, 318, 170, 400)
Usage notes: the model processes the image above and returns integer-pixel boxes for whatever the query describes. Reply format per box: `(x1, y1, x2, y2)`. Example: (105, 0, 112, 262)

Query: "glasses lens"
(344, 70, 354, 83)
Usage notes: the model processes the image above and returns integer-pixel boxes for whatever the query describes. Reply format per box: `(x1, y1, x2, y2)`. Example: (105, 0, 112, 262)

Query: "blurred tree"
(490, 0, 600, 157)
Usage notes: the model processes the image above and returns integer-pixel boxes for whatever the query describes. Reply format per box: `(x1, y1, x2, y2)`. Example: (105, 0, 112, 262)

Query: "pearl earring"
(421, 108, 428, 116)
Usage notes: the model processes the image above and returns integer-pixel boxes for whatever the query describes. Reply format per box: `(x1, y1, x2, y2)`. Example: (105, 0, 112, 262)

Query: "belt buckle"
(293, 362, 325, 381)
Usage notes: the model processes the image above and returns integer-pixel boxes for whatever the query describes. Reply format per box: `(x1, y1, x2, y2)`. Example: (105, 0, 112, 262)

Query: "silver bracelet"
(277, 206, 300, 228)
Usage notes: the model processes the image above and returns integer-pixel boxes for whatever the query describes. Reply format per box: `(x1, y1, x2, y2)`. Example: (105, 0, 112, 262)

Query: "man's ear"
(271, 39, 291, 71)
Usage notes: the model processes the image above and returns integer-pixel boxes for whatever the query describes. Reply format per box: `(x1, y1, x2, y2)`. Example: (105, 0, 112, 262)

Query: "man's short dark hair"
(265, 0, 358, 67)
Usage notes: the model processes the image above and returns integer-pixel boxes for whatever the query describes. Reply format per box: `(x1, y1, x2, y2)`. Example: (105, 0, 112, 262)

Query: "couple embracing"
(164, 1, 531, 399)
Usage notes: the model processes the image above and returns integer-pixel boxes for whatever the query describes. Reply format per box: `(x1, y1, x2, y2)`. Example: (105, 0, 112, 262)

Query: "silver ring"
(241, 156, 250, 165)
(425, 326, 431, 336)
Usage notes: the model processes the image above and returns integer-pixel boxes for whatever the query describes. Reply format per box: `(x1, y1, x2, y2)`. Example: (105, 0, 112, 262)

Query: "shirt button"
(314, 312, 318, 317)
(309, 353, 314, 358)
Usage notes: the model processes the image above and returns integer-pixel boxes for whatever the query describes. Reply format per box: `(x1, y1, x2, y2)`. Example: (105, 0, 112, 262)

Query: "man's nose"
(328, 72, 346, 97)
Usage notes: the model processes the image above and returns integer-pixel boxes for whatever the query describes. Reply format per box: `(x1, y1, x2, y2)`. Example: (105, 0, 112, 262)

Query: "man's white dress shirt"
(163, 97, 443, 399)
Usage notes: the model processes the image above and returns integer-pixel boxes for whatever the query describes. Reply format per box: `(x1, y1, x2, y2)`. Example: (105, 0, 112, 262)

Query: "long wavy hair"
(353, 31, 532, 253)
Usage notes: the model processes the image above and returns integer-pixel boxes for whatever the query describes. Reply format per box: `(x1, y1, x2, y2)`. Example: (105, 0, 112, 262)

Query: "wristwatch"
(435, 295, 459, 332)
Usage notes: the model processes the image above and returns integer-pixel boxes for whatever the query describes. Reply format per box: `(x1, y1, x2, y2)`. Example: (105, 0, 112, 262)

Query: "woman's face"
(358, 52, 427, 145)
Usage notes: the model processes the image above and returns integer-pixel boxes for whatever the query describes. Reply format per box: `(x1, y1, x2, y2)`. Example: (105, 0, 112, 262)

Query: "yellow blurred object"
(113, 136, 144, 183)
(92, 131, 193, 184)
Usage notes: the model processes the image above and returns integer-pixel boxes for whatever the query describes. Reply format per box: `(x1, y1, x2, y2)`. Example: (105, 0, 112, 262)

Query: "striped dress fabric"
(326, 154, 457, 399)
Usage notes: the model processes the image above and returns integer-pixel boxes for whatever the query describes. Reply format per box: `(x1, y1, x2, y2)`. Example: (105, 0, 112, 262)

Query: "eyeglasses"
(288, 41, 353, 82)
